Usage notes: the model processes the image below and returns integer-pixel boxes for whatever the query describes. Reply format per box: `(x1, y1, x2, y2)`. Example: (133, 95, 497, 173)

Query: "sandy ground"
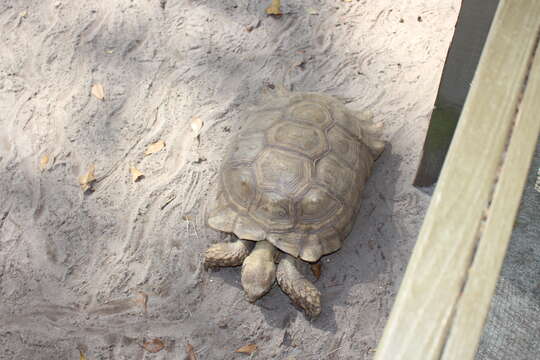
(0, 1, 460, 359)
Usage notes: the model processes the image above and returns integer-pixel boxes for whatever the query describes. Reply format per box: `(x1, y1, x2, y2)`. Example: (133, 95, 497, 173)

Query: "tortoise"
(204, 87, 384, 317)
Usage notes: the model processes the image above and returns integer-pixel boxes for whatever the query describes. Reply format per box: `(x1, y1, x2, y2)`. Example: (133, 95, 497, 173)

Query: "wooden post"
(375, 1, 540, 359)
(414, 0, 500, 187)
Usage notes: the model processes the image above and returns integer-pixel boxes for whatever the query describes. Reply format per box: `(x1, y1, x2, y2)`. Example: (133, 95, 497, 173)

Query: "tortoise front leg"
(277, 254, 321, 317)
(241, 240, 277, 302)
(204, 238, 252, 268)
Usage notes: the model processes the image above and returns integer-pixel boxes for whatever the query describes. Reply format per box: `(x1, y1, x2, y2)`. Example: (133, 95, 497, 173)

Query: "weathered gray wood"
(442, 34, 540, 360)
(414, 0, 500, 187)
(414, 106, 459, 187)
(375, 0, 540, 359)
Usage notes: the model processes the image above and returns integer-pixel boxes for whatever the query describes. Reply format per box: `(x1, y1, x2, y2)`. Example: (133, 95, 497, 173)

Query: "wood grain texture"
(375, 1, 540, 359)
(443, 33, 540, 360)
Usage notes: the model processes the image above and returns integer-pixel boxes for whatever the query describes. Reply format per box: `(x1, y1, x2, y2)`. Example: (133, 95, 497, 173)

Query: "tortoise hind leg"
(204, 238, 252, 268)
(277, 254, 321, 317)
(241, 240, 277, 302)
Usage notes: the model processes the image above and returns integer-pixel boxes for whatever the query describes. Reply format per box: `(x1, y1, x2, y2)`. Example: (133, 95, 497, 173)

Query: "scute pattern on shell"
(207, 92, 384, 262)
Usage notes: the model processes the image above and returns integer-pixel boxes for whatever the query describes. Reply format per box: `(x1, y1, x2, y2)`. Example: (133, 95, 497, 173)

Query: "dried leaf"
(186, 343, 197, 360)
(142, 338, 165, 353)
(310, 263, 322, 280)
(39, 155, 49, 171)
(307, 8, 319, 15)
(79, 349, 87, 360)
(91, 83, 105, 100)
(144, 140, 165, 156)
(266, 0, 282, 15)
(294, 59, 307, 70)
(135, 291, 148, 313)
(79, 164, 96, 192)
(190, 117, 203, 137)
(130, 167, 144, 182)
(235, 344, 258, 355)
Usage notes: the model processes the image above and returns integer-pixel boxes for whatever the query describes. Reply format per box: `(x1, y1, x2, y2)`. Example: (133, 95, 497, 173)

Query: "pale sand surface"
(0, 1, 459, 358)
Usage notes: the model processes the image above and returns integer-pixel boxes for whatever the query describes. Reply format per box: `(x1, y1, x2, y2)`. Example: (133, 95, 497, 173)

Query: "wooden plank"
(435, 0, 500, 109)
(414, 0, 499, 187)
(413, 106, 459, 187)
(374, 1, 540, 359)
(441, 36, 540, 360)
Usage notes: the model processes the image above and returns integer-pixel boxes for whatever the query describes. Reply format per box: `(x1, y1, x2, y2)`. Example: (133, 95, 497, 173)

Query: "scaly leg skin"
(241, 240, 277, 302)
(204, 239, 252, 268)
(277, 254, 321, 317)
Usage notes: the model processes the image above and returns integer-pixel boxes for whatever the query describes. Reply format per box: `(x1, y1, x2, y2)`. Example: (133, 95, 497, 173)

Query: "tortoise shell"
(207, 91, 384, 262)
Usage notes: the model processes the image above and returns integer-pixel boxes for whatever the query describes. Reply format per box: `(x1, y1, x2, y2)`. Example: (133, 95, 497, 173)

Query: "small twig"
(325, 345, 345, 357)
